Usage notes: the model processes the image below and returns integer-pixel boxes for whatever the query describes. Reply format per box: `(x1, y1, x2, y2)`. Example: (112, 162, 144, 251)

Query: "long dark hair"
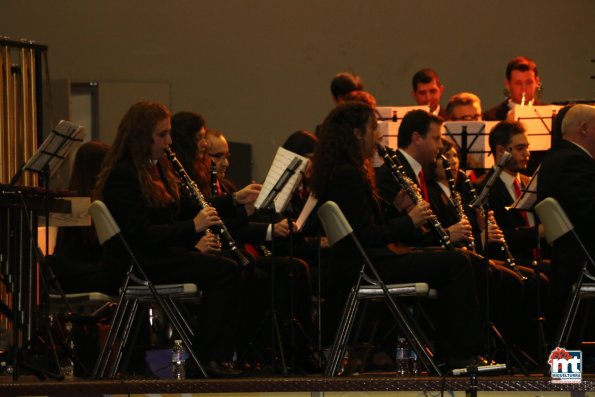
(170, 111, 211, 192)
(311, 102, 375, 199)
(94, 101, 179, 207)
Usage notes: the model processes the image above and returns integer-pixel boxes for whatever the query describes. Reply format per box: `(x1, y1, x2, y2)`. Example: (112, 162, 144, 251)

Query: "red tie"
(513, 179, 530, 226)
(418, 170, 429, 202)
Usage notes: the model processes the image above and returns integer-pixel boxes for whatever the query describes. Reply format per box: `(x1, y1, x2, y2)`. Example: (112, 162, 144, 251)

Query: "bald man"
(537, 104, 595, 338)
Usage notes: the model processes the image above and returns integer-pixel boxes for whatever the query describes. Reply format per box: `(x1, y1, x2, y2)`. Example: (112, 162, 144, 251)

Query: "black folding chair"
(535, 197, 595, 348)
(317, 201, 440, 376)
(88, 200, 206, 378)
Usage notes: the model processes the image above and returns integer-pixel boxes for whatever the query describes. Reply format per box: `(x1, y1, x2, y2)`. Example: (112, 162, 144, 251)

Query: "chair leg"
(94, 296, 131, 378)
(110, 298, 140, 378)
(113, 300, 144, 378)
(324, 287, 361, 376)
(556, 276, 586, 347)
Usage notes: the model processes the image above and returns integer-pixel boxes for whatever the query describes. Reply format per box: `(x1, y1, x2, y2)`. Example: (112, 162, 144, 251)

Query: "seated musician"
(51, 141, 118, 294)
(311, 101, 488, 369)
(483, 56, 544, 121)
(374, 110, 525, 355)
(170, 114, 317, 372)
(93, 101, 245, 377)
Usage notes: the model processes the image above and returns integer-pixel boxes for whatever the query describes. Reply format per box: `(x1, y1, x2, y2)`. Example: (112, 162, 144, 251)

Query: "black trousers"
(327, 245, 483, 361)
(140, 249, 242, 362)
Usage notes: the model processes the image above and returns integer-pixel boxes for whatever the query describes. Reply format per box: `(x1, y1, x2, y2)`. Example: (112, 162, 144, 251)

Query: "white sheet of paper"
(255, 146, 309, 213)
(294, 193, 318, 232)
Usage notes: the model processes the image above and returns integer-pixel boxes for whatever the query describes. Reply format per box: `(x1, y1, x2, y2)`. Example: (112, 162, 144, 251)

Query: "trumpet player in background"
(94, 101, 246, 377)
(483, 56, 543, 122)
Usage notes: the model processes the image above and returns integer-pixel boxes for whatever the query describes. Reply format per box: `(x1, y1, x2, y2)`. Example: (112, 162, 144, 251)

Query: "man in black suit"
(411, 68, 448, 120)
(478, 121, 545, 265)
(483, 56, 543, 121)
(376, 109, 473, 247)
(537, 104, 595, 336)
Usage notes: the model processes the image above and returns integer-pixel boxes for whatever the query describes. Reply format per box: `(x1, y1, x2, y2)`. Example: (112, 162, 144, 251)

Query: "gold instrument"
(165, 147, 250, 267)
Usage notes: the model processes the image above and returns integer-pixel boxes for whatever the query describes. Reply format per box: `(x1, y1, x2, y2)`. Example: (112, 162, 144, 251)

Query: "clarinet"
(441, 155, 476, 252)
(165, 147, 250, 267)
(376, 144, 454, 250)
(210, 160, 218, 199)
(462, 172, 525, 279)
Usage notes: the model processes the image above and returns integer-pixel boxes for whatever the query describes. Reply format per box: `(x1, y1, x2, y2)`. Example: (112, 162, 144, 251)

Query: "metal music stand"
(254, 155, 304, 374)
(470, 153, 530, 375)
(507, 165, 549, 367)
(6, 120, 84, 380)
(443, 121, 499, 172)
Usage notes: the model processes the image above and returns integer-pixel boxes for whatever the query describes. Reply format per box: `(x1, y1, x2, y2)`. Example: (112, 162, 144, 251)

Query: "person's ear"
(354, 128, 362, 140)
(496, 144, 507, 158)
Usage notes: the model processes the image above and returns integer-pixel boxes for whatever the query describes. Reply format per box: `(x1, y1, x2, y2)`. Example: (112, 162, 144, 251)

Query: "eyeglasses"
(452, 115, 481, 121)
(209, 152, 231, 160)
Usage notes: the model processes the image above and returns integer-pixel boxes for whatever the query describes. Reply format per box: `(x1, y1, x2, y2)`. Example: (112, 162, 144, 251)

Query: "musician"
(424, 138, 503, 250)
(94, 101, 244, 377)
(342, 90, 377, 109)
(330, 72, 364, 104)
(537, 104, 595, 336)
(483, 56, 543, 121)
(376, 109, 473, 246)
(477, 121, 545, 266)
(445, 92, 483, 121)
(376, 110, 527, 350)
(411, 68, 447, 119)
(316, 72, 365, 137)
(311, 102, 486, 369)
(179, 122, 317, 372)
(51, 141, 117, 294)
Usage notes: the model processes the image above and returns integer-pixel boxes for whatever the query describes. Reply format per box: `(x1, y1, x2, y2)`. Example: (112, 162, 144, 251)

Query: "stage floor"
(1, 373, 594, 396)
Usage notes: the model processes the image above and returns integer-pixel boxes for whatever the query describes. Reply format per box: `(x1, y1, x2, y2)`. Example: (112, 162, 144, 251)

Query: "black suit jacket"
(101, 157, 200, 268)
(319, 163, 415, 253)
(475, 171, 538, 263)
(375, 150, 442, 246)
(537, 139, 595, 254)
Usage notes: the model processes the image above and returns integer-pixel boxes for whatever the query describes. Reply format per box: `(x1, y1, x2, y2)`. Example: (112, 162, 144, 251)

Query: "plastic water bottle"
(60, 340, 75, 380)
(409, 348, 418, 376)
(395, 337, 410, 376)
(171, 340, 186, 380)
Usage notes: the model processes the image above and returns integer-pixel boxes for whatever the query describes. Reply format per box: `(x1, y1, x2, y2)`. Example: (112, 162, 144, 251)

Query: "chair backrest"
(88, 200, 121, 245)
(535, 197, 574, 245)
(317, 201, 353, 246)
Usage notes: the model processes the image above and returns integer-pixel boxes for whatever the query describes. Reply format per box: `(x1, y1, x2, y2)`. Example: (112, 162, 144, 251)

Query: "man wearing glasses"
(445, 92, 483, 122)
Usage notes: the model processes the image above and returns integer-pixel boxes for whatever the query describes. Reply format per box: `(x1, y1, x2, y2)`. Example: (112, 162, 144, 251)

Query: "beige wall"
(2, 0, 594, 180)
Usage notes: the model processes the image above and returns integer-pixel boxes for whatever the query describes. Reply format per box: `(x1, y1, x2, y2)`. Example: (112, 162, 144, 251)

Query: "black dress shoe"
(204, 360, 243, 378)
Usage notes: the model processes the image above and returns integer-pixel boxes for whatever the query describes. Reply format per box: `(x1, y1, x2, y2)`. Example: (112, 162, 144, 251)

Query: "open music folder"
(255, 146, 310, 214)
(506, 164, 541, 212)
(24, 120, 85, 176)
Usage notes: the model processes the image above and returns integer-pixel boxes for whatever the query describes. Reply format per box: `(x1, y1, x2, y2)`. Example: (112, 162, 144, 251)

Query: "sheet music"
(377, 105, 430, 148)
(443, 121, 500, 169)
(24, 120, 85, 175)
(506, 164, 541, 212)
(295, 193, 318, 232)
(514, 105, 561, 151)
(255, 147, 309, 213)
